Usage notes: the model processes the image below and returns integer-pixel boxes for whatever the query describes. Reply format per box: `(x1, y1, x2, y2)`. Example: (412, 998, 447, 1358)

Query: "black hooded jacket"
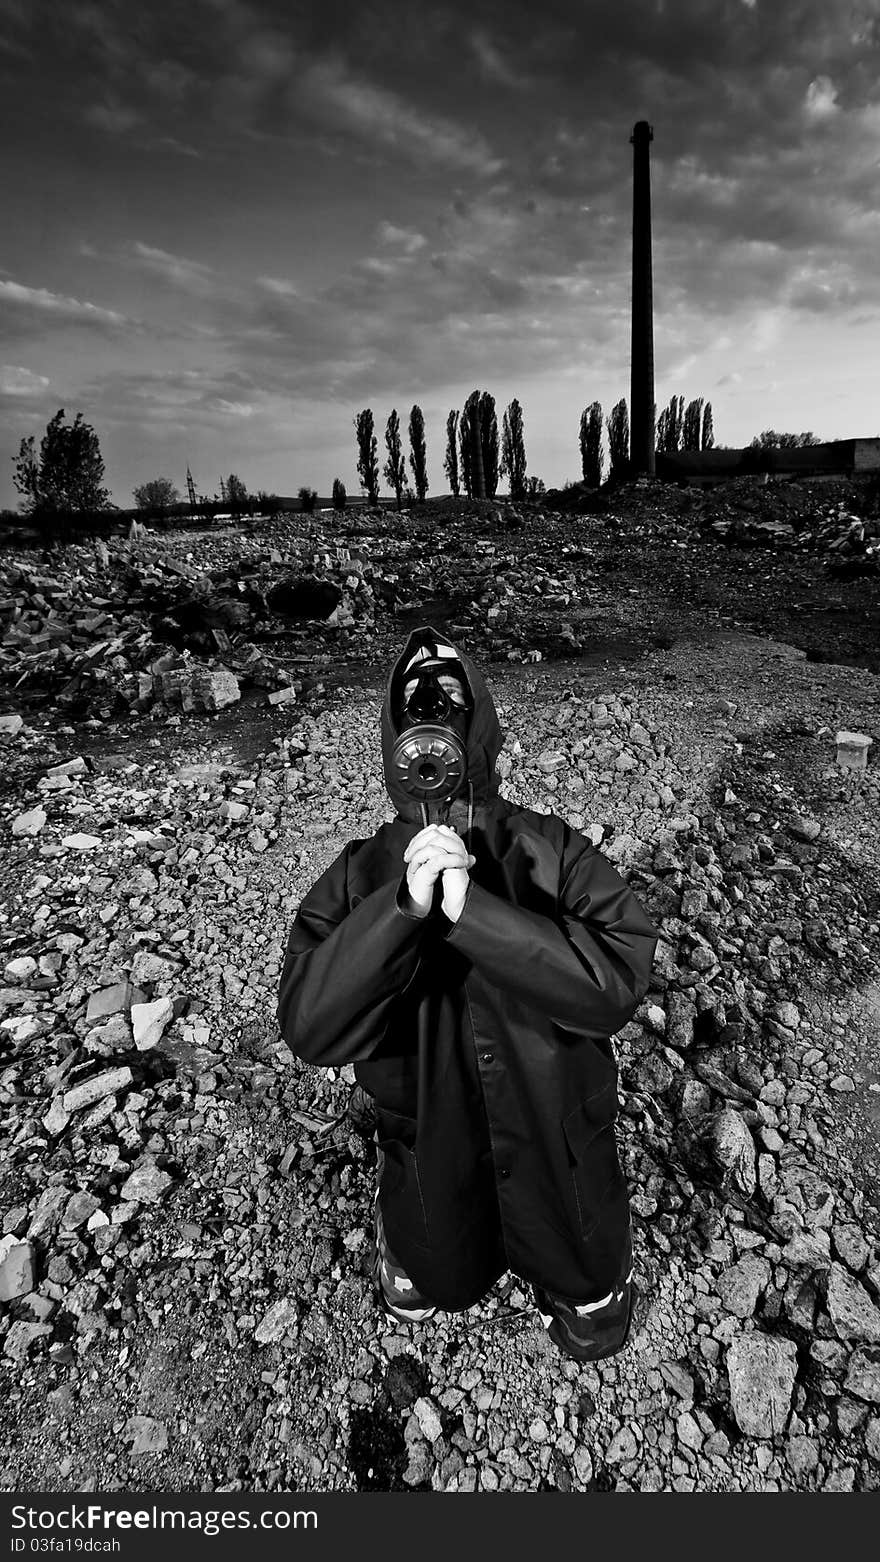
(276, 627, 659, 1310)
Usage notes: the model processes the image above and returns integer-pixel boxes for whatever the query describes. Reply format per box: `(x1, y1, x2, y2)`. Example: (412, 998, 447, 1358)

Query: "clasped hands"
(403, 824, 475, 923)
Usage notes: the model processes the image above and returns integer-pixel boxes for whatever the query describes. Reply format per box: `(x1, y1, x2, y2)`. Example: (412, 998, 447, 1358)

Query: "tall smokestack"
(630, 120, 655, 476)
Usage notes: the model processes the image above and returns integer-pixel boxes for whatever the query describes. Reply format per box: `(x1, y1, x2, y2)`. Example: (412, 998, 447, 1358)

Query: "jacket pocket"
(561, 1083, 625, 1240)
(376, 1107, 430, 1247)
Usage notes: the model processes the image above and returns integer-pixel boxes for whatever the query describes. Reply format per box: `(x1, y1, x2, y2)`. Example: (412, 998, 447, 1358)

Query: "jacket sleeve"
(276, 844, 428, 1066)
(442, 827, 658, 1035)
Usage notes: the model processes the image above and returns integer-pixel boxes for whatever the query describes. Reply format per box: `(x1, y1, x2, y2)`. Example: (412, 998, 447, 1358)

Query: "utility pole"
(630, 120, 656, 476)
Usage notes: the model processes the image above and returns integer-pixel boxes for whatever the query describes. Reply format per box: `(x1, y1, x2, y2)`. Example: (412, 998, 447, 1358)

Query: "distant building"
(657, 437, 880, 486)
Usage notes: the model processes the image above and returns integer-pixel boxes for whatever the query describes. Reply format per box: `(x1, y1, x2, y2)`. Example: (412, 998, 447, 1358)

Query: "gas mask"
(390, 652, 473, 803)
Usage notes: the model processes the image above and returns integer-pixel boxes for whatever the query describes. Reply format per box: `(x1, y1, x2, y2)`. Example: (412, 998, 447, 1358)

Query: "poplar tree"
(500, 398, 527, 499)
(444, 409, 460, 497)
(408, 404, 428, 502)
(383, 409, 406, 510)
(578, 402, 603, 487)
(606, 399, 630, 481)
(354, 408, 380, 505)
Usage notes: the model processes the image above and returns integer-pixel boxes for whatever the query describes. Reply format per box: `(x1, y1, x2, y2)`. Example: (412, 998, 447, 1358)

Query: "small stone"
(660, 1360, 695, 1402)
(0, 713, 23, 735)
(606, 1426, 638, 1463)
(717, 1255, 771, 1318)
(12, 806, 46, 837)
(61, 1193, 101, 1231)
(786, 1436, 819, 1476)
(131, 997, 174, 1051)
(120, 1159, 172, 1205)
(254, 1299, 299, 1344)
(127, 1416, 168, 1455)
(413, 1396, 443, 1444)
(42, 1098, 70, 1136)
(572, 1446, 593, 1484)
(61, 833, 103, 851)
(219, 800, 249, 822)
(676, 1412, 703, 1452)
(4, 956, 39, 984)
(829, 1075, 855, 1093)
(787, 814, 820, 842)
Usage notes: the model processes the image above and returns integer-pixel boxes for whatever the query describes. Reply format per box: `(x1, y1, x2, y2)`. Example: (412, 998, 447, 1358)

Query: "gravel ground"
(2, 512, 880, 1493)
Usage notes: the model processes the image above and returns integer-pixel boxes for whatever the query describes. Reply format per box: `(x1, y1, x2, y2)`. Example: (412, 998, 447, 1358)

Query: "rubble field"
(1, 478, 880, 1494)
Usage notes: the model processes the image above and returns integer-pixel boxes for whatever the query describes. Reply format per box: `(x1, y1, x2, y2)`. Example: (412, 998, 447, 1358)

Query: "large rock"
(0, 1238, 36, 1301)
(844, 1349, 880, 1403)
(826, 1264, 880, 1343)
(726, 1333, 798, 1438)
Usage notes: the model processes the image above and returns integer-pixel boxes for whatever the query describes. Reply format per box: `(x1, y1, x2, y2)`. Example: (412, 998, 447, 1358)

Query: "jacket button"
(498, 1167, 510, 1179)
(480, 1051, 494, 1064)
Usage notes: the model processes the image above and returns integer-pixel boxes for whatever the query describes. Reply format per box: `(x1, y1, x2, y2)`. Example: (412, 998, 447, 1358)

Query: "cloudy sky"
(1, 0, 879, 508)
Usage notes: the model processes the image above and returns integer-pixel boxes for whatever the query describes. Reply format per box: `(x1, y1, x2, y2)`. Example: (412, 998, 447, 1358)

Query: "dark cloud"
(2, 0, 879, 502)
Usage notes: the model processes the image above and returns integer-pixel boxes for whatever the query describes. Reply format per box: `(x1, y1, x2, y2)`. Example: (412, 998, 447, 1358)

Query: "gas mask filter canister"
(390, 653, 472, 803)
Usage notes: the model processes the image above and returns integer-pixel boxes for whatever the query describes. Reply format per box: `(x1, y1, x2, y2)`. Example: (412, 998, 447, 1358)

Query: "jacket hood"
(380, 625, 505, 826)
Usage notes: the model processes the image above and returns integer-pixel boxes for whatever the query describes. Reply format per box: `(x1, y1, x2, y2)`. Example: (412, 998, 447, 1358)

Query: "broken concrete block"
(268, 685, 297, 705)
(836, 731, 872, 770)
(63, 1066, 133, 1115)
(0, 714, 24, 736)
(181, 666, 240, 713)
